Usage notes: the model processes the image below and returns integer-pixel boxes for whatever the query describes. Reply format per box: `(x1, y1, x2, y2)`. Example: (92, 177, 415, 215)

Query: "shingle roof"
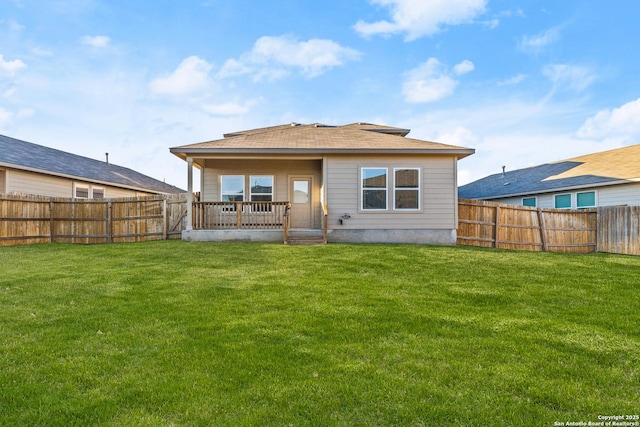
(171, 122, 474, 158)
(0, 134, 184, 194)
(458, 144, 640, 200)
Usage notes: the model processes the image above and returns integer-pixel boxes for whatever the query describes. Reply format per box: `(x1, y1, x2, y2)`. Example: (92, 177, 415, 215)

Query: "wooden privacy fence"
(0, 193, 187, 246)
(597, 205, 640, 256)
(457, 199, 597, 253)
(3, 194, 640, 255)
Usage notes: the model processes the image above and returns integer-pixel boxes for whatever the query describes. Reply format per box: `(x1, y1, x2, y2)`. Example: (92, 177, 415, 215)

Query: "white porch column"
(186, 157, 193, 231)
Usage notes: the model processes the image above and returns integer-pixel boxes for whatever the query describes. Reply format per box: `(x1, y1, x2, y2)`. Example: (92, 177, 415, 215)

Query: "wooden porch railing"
(192, 201, 290, 230)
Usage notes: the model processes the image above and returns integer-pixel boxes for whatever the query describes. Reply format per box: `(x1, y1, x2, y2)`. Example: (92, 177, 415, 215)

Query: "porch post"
(186, 157, 193, 231)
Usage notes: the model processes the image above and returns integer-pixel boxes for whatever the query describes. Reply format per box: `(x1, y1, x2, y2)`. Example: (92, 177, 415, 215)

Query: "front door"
(289, 177, 312, 229)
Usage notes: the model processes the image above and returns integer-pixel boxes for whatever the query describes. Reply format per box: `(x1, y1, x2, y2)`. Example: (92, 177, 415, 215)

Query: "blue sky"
(1, 0, 640, 189)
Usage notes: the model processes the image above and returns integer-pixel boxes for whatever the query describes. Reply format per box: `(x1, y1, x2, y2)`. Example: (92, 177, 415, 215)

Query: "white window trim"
(361, 167, 388, 211)
(249, 175, 274, 213)
(576, 191, 597, 208)
(220, 175, 245, 202)
(73, 183, 90, 199)
(92, 187, 105, 199)
(249, 175, 274, 201)
(554, 193, 572, 209)
(393, 167, 421, 211)
(73, 183, 107, 199)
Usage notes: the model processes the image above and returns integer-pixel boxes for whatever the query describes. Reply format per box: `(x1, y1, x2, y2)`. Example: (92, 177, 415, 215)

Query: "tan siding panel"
(7, 170, 72, 197)
(326, 154, 458, 230)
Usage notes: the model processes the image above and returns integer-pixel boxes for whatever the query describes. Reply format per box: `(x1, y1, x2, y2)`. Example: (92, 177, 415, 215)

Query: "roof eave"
(471, 178, 638, 200)
(170, 147, 475, 158)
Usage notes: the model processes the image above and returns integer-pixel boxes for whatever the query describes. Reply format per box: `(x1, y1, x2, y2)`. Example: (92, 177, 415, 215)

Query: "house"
(0, 134, 184, 198)
(458, 144, 640, 209)
(169, 122, 475, 244)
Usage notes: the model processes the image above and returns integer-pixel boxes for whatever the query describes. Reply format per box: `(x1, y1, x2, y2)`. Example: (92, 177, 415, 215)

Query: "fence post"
(537, 208, 548, 252)
(107, 201, 113, 243)
(163, 198, 168, 240)
(494, 206, 500, 248)
(49, 201, 54, 243)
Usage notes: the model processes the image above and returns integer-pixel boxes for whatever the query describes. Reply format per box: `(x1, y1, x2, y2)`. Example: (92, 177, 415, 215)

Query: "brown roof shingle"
(171, 122, 474, 159)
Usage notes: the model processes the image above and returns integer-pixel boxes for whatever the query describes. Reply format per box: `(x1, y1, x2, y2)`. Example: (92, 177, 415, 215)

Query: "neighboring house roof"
(459, 144, 640, 200)
(0, 134, 184, 194)
(171, 122, 474, 159)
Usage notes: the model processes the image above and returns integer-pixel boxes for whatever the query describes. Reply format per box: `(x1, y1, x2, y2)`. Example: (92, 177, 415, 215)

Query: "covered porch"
(182, 156, 328, 244)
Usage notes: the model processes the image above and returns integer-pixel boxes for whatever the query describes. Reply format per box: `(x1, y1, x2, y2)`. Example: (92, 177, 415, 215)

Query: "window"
(394, 168, 420, 210)
(522, 197, 537, 207)
(250, 175, 273, 211)
(362, 168, 387, 210)
(92, 188, 105, 199)
(577, 191, 595, 208)
(221, 176, 244, 210)
(555, 194, 571, 209)
(74, 185, 89, 199)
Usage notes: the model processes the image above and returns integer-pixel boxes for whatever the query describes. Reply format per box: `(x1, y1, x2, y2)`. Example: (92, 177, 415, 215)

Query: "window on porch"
(221, 175, 244, 210)
(250, 175, 274, 212)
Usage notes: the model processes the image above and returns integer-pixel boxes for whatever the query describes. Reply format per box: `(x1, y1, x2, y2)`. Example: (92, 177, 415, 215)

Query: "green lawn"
(1, 241, 638, 426)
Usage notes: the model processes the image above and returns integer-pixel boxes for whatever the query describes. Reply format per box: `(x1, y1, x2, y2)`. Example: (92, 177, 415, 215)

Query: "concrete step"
(285, 230, 326, 245)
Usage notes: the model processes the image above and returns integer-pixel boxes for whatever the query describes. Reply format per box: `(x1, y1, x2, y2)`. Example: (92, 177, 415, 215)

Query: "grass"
(0, 241, 638, 426)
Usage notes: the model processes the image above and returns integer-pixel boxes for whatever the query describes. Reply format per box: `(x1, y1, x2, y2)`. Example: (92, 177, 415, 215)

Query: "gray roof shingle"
(0, 134, 184, 194)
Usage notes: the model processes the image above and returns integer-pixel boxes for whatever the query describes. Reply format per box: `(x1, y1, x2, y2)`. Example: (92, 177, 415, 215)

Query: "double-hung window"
(362, 168, 387, 210)
(394, 168, 420, 210)
(250, 175, 273, 212)
(92, 187, 105, 199)
(221, 175, 244, 210)
(74, 184, 90, 199)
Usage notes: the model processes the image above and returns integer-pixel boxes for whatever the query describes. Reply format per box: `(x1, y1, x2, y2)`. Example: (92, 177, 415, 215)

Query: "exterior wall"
(325, 154, 458, 232)
(4, 168, 156, 198)
(201, 158, 323, 229)
(7, 169, 73, 197)
(488, 182, 640, 209)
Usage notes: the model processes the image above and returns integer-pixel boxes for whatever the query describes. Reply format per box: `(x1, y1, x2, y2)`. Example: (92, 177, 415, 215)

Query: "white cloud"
(221, 35, 361, 81)
(402, 58, 473, 103)
(79, 35, 110, 48)
(202, 98, 262, 116)
(0, 107, 12, 126)
(578, 98, 640, 141)
(453, 60, 475, 75)
(0, 53, 27, 75)
(543, 64, 596, 93)
(519, 27, 560, 53)
(498, 74, 527, 86)
(149, 56, 214, 96)
(354, 0, 487, 41)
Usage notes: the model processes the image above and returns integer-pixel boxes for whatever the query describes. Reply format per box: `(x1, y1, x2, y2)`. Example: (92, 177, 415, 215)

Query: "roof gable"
(459, 144, 640, 199)
(0, 134, 183, 194)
